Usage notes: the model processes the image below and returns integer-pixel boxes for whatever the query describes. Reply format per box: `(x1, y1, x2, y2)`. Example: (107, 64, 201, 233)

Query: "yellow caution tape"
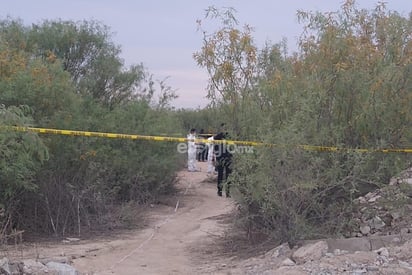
(2, 125, 411, 153)
(6, 126, 188, 143)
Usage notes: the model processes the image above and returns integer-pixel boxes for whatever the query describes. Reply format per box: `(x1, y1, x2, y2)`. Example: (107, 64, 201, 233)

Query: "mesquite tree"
(194, 6, 259, 135)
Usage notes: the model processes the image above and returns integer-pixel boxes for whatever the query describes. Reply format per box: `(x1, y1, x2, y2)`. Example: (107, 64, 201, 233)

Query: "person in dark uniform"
(213, 124, 233, 197)
(197, 129, 208, 162)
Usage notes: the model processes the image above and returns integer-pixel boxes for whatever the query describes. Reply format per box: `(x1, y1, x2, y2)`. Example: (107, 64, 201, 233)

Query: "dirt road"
(71, 161, 234, 274)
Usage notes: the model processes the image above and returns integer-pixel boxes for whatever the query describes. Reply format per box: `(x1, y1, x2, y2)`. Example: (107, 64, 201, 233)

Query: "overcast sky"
(2, 1, 412, 109)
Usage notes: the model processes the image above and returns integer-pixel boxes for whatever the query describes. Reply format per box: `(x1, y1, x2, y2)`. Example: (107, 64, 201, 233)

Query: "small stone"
(350, 263, 359, 268)
(281, 258, 296, 266)
(265, 243, 291, 258)
(368, 195, 381, 202)
(8, 262, 24, 275)
(332, 248, 348, 256)
(369, 216, 386, 230)
(292, 241, 328, 264)
(66, 237, 80, 242)
(389, 177, 398, 185)
(352, 268, 367, 274)
(360, 225, 371, 235)
(0, 257, 11, 275)
(22, 259, 48, 274)
(40, 256, 71, 265)
(398, 260, 412, 270)
(46, 262, 78, 275)
(375, 247, 389, 257)
(374, 260, 381, 266)
(401, 178, 412, 184)
(390, 211, 402, 220)
(360, 206, 368, 213)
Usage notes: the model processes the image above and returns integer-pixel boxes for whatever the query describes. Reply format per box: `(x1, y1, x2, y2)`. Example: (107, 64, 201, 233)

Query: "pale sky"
(2, 1, 412, 109)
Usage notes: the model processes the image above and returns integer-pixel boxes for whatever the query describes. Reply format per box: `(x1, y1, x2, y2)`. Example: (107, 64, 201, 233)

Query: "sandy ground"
(75, 161, 234, 274)
(6, 161, 235, 275)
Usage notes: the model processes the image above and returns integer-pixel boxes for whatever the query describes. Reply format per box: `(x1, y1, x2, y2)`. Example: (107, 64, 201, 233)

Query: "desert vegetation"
(0, 0, 411, 245)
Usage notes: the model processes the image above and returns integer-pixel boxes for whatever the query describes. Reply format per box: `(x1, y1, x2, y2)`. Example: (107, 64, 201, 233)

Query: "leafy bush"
(196, 1, 412, 244)
(0, 105, 47, 235)
(0, 18, 184, 236)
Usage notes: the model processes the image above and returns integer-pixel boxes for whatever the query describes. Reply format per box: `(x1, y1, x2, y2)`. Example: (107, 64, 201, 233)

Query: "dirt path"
(1, 162, 236, 274)
(7, 163, 412, 274)
(69, 161, 234, 274)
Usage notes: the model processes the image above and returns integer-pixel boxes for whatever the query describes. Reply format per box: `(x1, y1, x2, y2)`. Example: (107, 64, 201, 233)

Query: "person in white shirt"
(187, 128, 198, 172)
(207, 135, 215, 174)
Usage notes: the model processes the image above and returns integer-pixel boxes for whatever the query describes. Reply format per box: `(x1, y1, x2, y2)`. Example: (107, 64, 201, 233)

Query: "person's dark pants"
(216, 159, 232, 197)
(201, 146, 208, 161)
(197, 143, 207, 161)
(196, 148, 201, 161)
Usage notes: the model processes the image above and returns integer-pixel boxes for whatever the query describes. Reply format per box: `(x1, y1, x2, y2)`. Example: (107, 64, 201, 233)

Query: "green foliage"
(27, 19, 150, 108)
(194, 6, 259, 135)
(0, 105, 48, 234)
(196, 1, 412, 243)
(176, 107, 224, 135)
(1, 1, 410, 243)
(0, 17, 183, 236)
(27, 20, 112, 82)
